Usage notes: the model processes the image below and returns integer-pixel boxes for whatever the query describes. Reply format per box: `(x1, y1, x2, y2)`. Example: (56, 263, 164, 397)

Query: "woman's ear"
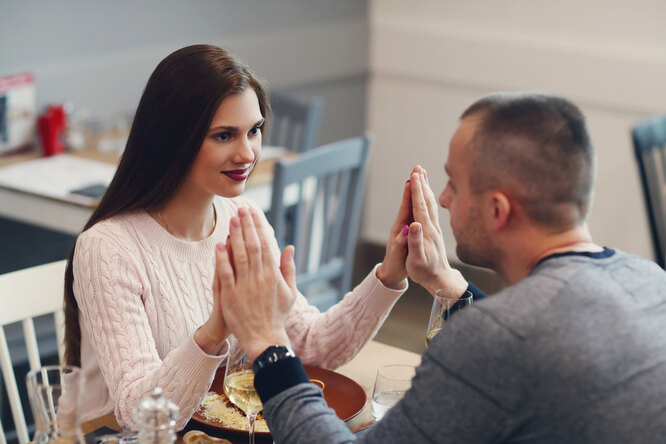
(488, 191, 511, 232)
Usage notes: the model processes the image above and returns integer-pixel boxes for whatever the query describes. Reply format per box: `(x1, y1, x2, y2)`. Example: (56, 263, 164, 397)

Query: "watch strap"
(251, 345, 296, 373)
(252, 346, 309, 404)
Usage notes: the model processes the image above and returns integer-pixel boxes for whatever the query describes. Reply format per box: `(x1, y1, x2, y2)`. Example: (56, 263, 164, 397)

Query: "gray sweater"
(262, 249, 666, 443)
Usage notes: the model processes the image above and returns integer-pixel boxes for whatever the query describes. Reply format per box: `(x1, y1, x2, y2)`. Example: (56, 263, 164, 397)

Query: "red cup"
(38, 104, 67, 156)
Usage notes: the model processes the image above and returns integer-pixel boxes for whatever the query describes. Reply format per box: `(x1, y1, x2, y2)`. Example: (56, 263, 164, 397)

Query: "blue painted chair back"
(265, 93, 324, 153)
(632, 114, 666, 268)
(267, 135, 372, 309)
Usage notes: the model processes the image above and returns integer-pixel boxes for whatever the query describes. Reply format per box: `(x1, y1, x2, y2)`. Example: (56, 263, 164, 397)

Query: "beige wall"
(364, 0, 666, 261)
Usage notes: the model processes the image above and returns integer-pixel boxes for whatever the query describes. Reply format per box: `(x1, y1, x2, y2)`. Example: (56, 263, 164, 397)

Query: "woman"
(64, 44, 411, 430)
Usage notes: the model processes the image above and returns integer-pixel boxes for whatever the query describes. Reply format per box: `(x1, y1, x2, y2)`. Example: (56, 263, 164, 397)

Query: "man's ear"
(488, 191, 511, 232)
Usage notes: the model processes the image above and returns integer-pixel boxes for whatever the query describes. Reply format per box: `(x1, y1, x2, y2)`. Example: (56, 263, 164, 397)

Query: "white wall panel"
(366, 1, 666, 261)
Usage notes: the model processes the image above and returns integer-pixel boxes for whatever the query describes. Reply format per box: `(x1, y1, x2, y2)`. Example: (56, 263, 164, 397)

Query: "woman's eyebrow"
(208, 118, 265, 133)
(208, 125, 237, 133)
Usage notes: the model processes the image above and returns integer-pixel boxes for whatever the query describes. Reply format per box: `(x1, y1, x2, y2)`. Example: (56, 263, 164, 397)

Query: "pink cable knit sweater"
(72, 196, 404, 430)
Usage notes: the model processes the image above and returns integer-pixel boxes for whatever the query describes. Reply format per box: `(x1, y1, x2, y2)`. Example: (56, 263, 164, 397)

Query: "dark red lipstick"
(222, 168, 250, 181)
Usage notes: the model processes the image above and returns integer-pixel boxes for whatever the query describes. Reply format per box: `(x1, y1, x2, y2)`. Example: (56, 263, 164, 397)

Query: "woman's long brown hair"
(63, 45, 269, 366)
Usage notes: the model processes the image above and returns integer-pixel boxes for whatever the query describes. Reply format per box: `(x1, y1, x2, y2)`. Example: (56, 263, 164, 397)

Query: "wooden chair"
(265, 93, 324, 153)
(267, 135, 372, 310)
(632, 114, 666, 269)
(0, 260, 66, 444)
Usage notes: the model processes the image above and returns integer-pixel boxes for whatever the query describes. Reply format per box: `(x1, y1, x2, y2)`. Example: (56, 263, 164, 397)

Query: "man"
(216, 93, 666, 443)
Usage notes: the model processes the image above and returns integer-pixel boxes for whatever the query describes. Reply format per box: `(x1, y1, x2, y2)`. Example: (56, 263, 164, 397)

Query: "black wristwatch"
(252, 345, 296, 374)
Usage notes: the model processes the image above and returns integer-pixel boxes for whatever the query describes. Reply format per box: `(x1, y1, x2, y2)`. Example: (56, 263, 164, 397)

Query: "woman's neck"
(153, 194, 217, 241)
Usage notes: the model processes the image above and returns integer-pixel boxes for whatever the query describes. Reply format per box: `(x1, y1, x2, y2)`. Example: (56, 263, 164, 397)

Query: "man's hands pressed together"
(214, 206, 298, 361)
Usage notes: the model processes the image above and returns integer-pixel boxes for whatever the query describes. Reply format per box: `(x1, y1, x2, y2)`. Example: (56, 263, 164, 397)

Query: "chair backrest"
(0, 260, 66, 444)
(265, 93, 324, 153)
(632, 114, 666, 269)
(267, 135, 372, 310)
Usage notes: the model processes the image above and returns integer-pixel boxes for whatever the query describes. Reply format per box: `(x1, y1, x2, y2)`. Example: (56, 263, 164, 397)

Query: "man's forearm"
(262, 383, 356, 443)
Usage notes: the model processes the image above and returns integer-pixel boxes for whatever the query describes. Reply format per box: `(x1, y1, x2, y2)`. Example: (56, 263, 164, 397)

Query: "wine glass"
(223, 336, 263, 444)
(425, 290, 473, 349)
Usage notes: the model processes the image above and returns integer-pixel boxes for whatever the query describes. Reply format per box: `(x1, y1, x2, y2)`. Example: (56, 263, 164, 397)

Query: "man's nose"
(439, 189, 450, 209)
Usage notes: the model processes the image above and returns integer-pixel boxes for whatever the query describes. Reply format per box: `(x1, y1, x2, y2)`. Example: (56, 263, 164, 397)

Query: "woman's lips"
(222, 168, 250, 181)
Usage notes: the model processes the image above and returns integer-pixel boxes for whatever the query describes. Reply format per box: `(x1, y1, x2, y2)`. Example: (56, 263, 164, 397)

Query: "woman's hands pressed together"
(215, 206, 298, 361)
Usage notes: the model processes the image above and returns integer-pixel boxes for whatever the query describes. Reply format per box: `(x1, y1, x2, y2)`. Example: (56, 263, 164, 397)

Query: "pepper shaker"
(134, 387, 179, 444)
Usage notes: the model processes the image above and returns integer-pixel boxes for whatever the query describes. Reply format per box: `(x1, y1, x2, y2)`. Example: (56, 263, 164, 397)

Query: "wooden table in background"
(81, 340, 422, 442)
(0, 146, 283, 186)
(0, 146, 290, 234)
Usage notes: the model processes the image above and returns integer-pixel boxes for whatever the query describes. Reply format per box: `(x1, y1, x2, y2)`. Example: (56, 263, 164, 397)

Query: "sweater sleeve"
(73, 229, 225, 431)
(285, 265, 405, 369)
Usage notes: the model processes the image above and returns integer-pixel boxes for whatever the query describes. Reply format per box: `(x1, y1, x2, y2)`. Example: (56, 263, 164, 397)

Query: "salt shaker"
(134, 387, 179, 444)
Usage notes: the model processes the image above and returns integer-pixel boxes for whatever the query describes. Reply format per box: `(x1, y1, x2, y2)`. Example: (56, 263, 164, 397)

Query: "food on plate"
(199, 391, 270, 433)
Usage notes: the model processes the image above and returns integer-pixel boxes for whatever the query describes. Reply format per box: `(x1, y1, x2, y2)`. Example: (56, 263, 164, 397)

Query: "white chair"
(0, 260, 66, 444)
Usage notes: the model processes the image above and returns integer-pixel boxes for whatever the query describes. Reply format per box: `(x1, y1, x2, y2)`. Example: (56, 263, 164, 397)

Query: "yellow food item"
(199, 391, 270, 433)
(182, 430, 232, 444)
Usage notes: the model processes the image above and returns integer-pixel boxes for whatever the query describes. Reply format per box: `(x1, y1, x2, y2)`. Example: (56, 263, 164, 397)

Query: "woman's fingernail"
(239, 207, 248, 217)
(402, 225, 409, 236)
(231, 217, 240, 228)
(217, 243, 224, 252)
(226, 234, 230, 243)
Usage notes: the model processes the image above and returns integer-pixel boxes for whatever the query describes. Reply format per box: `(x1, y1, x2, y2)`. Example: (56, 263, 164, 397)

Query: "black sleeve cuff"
(467, 282, 488, 302)
(448, 282, 488, 318)
(254, 356, 310, 404)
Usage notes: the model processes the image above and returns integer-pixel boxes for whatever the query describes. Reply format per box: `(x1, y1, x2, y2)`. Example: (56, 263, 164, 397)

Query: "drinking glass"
(425, 290, 473, 349)
(223, 336, 263, 444)
(371, 364, 415, 421)
(26, 365, 84, 444)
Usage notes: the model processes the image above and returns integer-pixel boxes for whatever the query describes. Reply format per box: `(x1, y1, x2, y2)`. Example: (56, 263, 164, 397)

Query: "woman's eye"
(215, 132, 232, 142)
(249, 126, 262, 136)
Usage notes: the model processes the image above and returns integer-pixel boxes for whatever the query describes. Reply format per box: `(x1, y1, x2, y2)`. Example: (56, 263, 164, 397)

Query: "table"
(81, 340, 422, 442)
(0, 146, 290, 235)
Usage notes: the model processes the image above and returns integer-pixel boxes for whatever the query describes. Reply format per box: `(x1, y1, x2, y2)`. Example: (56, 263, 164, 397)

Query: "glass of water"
(26, 365, 84, 444)
(371, 364, 415, 421)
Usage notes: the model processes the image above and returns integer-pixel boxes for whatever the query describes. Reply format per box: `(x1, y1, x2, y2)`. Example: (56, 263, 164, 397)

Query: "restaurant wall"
(364, 0, 666, 262)
(0, 0, 369, 147)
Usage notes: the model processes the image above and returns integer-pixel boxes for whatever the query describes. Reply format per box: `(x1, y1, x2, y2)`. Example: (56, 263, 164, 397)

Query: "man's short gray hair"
(461, 92, 596, 230)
